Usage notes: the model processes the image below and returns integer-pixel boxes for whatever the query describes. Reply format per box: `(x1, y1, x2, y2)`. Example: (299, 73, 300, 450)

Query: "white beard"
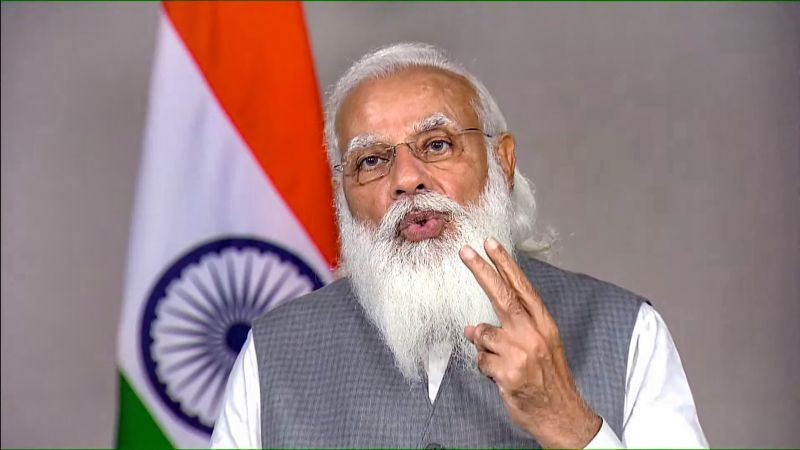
(336, 157, 515, 381)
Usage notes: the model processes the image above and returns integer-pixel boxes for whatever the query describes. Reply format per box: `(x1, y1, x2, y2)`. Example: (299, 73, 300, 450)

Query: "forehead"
(336, 67, 480, 149)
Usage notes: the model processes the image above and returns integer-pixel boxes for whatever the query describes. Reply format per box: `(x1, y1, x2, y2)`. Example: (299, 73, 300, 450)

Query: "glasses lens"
(414, 129, 463, 162)
(348, 129, 480, 184)
(355, 146, 393, 184)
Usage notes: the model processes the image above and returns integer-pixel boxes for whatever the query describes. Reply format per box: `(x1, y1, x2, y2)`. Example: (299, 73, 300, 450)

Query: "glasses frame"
(334, 127, 493, 185)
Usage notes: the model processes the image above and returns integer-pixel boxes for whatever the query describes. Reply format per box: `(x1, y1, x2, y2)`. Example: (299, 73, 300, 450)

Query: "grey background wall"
(1, 2, 798, 448)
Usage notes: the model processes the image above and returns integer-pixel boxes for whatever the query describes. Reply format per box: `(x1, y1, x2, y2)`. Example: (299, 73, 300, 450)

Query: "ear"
(494, 132, 517, 189)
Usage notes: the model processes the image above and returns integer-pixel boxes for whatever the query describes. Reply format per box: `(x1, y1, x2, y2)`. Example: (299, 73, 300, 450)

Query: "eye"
(424, 138, 453, 154)
(357, 154, 390, 171)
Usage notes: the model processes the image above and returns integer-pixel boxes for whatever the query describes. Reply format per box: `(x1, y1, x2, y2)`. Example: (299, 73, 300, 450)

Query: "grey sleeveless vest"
(251, 256, 644, 448)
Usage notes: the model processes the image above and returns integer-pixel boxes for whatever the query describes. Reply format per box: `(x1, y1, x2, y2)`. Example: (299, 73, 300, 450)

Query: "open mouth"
(397, 210, 447, 242)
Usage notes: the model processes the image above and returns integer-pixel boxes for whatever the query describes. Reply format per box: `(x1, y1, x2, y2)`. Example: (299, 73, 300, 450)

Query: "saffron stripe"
(163, 2, 339, 267)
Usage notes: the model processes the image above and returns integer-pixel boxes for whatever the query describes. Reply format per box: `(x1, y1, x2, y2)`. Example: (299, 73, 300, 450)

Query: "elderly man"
(211, 43, 707, 448)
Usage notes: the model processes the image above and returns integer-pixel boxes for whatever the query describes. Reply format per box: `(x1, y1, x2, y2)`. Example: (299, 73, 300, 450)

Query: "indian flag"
(116, 3, 337, 447)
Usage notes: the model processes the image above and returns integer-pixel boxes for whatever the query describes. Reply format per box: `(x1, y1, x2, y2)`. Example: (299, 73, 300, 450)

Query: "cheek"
(438, 159, 489, 204)
(343, 183, 390, 225)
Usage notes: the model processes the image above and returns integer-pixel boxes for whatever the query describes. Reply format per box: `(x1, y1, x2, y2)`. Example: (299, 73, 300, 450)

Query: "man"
(211, 43, 707, 448)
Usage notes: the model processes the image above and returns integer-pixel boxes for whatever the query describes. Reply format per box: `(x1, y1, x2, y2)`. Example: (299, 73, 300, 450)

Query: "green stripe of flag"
(116, 372, 174, 449)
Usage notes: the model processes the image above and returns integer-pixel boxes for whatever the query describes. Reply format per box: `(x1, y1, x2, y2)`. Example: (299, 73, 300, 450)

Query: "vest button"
(425, 443, 444, 449)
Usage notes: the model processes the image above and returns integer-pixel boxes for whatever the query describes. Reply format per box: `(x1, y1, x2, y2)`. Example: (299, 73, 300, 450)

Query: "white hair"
(324, 42, 554, 255)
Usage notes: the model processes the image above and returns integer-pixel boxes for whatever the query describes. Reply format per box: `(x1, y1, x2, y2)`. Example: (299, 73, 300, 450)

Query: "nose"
(388, 144, 431, 199)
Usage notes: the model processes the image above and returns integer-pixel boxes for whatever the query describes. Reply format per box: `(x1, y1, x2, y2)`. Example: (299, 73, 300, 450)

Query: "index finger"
(483, 237, 551, 324)
(459, 244, 524, 324)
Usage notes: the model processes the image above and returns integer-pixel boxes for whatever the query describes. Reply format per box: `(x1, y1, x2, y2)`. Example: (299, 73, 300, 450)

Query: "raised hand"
(460, 238, 601, 449)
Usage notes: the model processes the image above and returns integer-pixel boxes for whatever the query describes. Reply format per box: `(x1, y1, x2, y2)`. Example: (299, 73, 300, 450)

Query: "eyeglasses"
(334, 127, 492, 185)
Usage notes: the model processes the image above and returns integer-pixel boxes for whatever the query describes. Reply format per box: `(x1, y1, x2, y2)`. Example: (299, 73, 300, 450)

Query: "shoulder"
(516, 254, 647, 310)
(250, 277, 362, 340)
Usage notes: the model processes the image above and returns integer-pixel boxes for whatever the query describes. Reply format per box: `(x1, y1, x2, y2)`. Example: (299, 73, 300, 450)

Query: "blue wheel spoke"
(225, 254, 240, 317)
(172, 287, 226, 334)
(240, 253, 253, 315)
(259, 267, 290, 309)
(160, 345, 219, 378)
(189, 273, 232, 328)
(158, 340, 213, 355)
(188, 358, 227, 413)
(162, 305, 223, 335)
(209, 361, 233, 417)
(247, 257, 272, 312)
(159, 325, 214, 339)
(207, 261, 235, 325)
(174, 350, 223, 396)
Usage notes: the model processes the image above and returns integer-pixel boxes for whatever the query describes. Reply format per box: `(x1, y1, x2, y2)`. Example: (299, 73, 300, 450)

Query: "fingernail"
(464, 325, 474, 339)
(485, 237, 500, 249)
(460, 245, 477, 260)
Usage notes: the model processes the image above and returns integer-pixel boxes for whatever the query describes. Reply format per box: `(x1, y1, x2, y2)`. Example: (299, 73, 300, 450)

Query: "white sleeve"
(585, 418, 625, 449)
(585, 302, 708, 449)
(209, 331, 262, 449)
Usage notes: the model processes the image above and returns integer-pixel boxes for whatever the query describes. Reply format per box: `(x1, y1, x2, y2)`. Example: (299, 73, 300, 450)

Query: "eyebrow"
(346, 133, 386, 156)
(343, 113, 458, 158)
(411, 113, 456, 134)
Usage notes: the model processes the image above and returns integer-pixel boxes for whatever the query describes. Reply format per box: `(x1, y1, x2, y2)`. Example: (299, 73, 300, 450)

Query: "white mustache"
(377, 192, 468, 241)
